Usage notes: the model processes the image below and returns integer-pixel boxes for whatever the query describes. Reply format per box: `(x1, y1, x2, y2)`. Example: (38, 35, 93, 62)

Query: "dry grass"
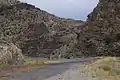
(0, 57, 47, 72)
(84, 57, 120, 80)
(0, 57, 61, 72)
(23, 57, 45, 65)
(0, 64, 9, 67)
(0, 74, 11, 78)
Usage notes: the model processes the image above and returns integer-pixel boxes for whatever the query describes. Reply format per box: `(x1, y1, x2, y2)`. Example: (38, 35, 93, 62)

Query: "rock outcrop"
(77, 0, 120, 56)
(0, 41, 24, 64)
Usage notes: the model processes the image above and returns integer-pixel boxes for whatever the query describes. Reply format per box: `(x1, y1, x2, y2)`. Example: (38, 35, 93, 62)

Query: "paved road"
(0, 58, 96, 80)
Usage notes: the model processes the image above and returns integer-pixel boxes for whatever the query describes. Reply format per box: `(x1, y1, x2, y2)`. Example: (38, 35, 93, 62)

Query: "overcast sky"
(22, 0, 99, 20)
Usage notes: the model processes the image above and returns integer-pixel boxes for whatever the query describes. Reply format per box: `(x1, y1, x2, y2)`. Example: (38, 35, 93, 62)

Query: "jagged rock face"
(78, 0, 120, 56)
(0, 41, 24, 65)
(0, 3, 84, 58)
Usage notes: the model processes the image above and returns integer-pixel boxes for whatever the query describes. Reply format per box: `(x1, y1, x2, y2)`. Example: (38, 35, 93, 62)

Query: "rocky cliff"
(77, 0, 120, 56)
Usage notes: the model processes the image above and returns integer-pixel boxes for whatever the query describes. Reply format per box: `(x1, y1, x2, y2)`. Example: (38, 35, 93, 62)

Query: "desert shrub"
(101, 65, 112, 71)
(0, 64, 9, 67)
(111, 68, 120, 75)
(24, 58, 45, 65)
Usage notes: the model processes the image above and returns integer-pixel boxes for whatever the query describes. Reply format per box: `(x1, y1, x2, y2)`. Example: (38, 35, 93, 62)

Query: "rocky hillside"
(77, 0, 120, 56)
(0, 0, 20, 7)
(1, 0, 120, 65)
(0, 0, 84, 61)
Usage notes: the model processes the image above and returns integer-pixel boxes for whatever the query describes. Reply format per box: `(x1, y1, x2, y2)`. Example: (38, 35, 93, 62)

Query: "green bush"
(101, 65, 112, 71)
(0, 64, 9, 67)
(24, 58, 45, 65)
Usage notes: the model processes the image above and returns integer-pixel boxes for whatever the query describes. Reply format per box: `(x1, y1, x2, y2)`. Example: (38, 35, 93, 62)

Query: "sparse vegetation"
(83, 57, 120, 80)
(0, 64, 9, 67)
(0, 74, 11, 78)
(23, 57, 45, 65)
(101, 65, 112, 71)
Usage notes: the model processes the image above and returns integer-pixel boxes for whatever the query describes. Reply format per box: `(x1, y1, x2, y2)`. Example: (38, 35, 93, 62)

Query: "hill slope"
(0, 1, 84, 59)
(77, 0, 120, 56)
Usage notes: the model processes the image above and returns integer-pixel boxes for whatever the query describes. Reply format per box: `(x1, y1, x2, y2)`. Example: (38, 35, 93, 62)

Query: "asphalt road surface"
(0, 58, 96, 80)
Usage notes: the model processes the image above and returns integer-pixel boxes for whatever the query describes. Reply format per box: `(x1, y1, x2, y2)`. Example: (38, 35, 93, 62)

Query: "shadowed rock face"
(77, 0, 120, 56)
(0, 2, 84, 58)
(21, 23, 62, 57)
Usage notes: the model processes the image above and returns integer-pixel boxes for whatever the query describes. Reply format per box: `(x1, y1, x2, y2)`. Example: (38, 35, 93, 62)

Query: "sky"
(22, 0, 99, 20)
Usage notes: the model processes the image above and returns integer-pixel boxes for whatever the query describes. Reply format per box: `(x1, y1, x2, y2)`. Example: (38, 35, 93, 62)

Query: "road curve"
(0, 58, 96, 80)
